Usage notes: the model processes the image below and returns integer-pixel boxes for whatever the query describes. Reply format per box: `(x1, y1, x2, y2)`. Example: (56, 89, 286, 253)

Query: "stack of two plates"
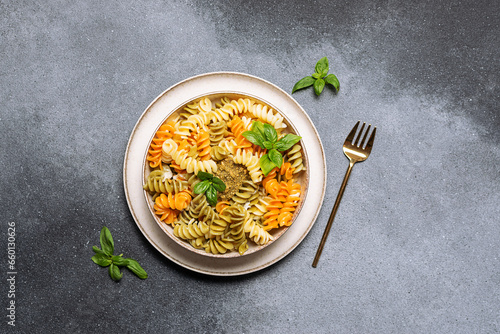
(123, 72, 326, 276)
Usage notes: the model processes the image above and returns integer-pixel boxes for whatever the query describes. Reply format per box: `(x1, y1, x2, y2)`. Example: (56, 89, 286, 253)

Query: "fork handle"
(312, 161, 355, 267)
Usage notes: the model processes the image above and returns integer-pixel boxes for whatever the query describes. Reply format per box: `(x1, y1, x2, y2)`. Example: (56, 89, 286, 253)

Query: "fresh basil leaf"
(315, 57, 329, 77)
(274, 134, 302, 151)
(193, 180, 211, 194)
(109, 263, 123, 281)
(263, 140, 274, 150)
(93, 245, 106, 255)
(259, 154, 277, 176)
(211, 178, 226, 192)
(292, 76, 315, 93)
(263, 123, 278, 144)
(125, 258, 148, 279)
(197, 171, 213, 181)
(324, 73, 340, 91)
(91, 253, 112, 267)
(112, 255, 128, 266)
(268, 149, 283, 168)
(314, 78, 325, 96)
(206, 186, 218, 206)
(250, 121, 266, 138)
(312, 72, 322, 79)
(242, 130, 265, 148)
(100, 226, 114, 256)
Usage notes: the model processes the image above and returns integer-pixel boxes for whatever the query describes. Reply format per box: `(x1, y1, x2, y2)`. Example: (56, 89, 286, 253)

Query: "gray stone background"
(1, 0, 499, 333)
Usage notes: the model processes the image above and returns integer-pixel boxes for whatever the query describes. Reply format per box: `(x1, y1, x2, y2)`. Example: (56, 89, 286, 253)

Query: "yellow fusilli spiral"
(244, 215, 274, 245)
(248, 102, 286, 130)
(204, 237, 235, 254)
(174, 220, 210, 240)
(232, 149, 263, 183)
(286, 144, 306, 174)
(162, 139, 217, 174)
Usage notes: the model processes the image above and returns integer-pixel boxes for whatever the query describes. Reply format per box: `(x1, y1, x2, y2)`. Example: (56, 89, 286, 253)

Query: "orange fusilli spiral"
(262, 168, 280, 198)
(262, 198, 283, 231)
(196, 129, 211, 161)
(147, 121, 176, 169)
(154, 190, 192, 211)
(227, 116, 253, 152)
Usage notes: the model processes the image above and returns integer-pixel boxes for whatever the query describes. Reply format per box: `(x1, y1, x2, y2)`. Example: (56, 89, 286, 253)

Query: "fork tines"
(348, 121, 376, 150)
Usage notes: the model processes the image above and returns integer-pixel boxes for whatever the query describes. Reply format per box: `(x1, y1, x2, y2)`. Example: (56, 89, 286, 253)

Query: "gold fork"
(312, 121, 377, 267)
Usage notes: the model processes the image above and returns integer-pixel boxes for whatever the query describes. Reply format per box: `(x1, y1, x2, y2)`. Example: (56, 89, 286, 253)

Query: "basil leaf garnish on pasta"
(260, 154, 277, 176)
(263, 123, 278, 143)
(251, 120, 266, 138)
(263, 141, 274, 150)
(242, 131, 265, 148)
(206, 186, 218, 206)
(197, 171, 213, 181)
(292, 56, 340, 96)
(92, 226, 148, 281)
(274, 134, 302, 152)
(194, 180, 211, 194)
(194, 172, 226, 206)
(268, 149, 283, 168)
(246, 120, 302, 175)
(211, 178, 226, 192)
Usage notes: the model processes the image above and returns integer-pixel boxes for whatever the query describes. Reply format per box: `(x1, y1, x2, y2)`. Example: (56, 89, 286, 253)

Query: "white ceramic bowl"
(142, 91, 309, 258)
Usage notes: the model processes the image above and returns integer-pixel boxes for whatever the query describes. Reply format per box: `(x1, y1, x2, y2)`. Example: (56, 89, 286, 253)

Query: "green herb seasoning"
(214, 158, 249, 200)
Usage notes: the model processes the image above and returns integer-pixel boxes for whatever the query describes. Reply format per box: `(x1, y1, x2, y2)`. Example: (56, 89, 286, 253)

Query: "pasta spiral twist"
(248, 102, 286, 130)
(232, 149, 263, 183)
(174, 220, 210, 240)
(231, 180, 259, 205)
(204, 237, 235, 254)
(208, 121, 228, 145)
(227, 115, 253, 152)
(210, 146, 229, 161)
(286, 144, 306, 174)
(196, 129, 211, 161)
(162, 139, 217, 174)
(244, 215, 275, 245)
(143, 170, 189, 194)
(147, 121, 176, 168)
(154, 190, 192, 211)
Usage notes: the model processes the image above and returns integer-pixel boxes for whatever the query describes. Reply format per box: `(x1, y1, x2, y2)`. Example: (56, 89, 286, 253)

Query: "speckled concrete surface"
(1, 0, 499, 333)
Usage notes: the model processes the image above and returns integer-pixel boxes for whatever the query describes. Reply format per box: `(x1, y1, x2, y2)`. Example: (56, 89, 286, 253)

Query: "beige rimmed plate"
(123, 72, 326, 276)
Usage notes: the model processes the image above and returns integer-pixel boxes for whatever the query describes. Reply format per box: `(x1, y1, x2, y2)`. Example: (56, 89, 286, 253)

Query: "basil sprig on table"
(292, 56, 340, 96)
(194, 171, 226, 206)
(91, 226, 148, 281)
(243, 121, 301, 176)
